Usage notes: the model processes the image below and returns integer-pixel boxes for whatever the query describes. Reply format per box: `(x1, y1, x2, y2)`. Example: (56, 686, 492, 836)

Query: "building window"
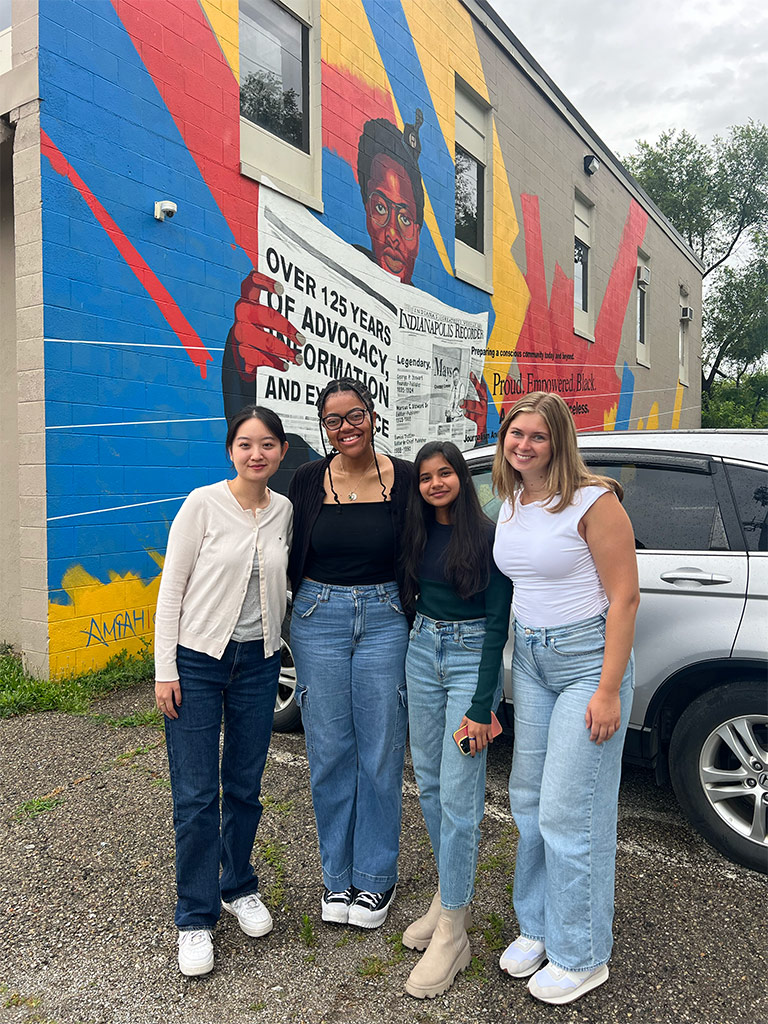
(679, 289, 691, 386)
(454, 80, 492, 292)
(636, 255, 650, 366)
(239, 0, 322, 211)
(240, 0, 309, 152)
(574, 195, 593, 338)
(455, 146, 484, 252)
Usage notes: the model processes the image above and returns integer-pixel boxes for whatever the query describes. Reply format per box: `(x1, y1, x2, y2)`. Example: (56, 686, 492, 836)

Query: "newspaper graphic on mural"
(255, 187, 487, 459)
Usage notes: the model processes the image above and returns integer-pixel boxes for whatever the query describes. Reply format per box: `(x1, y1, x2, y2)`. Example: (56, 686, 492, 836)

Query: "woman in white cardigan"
(154, 405, 292, 977)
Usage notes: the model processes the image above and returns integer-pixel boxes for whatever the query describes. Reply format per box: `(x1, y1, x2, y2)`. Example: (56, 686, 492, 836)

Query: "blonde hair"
(491, 392, 622, 513)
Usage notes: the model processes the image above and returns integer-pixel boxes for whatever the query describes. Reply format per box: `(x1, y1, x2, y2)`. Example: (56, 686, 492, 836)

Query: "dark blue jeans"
(165, 640, 279, 929)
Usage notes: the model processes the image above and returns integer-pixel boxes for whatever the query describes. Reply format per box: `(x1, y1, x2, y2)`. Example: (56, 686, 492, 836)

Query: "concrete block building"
(0, 0, 703, 675)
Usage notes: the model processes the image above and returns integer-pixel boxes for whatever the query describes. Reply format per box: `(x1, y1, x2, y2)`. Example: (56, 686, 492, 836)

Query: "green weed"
(464, 955, 488, 984)
(482, 911, 506, 951)
(92, 707, 162, 729)
(0, 642, 154, 719)
(299, 913, 316, 947)
(358, 955, 387, 978)
(258, 839, 287, 908)
(17, 795, 64, 819)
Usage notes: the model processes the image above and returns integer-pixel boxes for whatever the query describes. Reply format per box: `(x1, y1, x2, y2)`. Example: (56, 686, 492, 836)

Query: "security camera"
(154, 200, 178, 221)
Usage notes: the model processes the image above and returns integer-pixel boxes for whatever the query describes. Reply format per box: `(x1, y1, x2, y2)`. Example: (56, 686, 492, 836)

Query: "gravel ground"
(1, 684, 766, 1024)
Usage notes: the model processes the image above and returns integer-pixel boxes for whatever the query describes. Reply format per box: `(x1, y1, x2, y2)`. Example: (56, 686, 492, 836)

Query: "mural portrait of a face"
(358, 112, 425, 285)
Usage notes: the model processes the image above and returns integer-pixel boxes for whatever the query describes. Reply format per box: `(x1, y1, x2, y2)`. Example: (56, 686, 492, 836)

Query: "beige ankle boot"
(402, 889, 472, 951)
(402, 889, 441, 951)
(404, 907, 471, 999)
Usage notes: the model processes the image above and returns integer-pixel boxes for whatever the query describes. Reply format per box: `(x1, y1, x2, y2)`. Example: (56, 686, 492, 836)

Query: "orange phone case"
(453, 711, 503, 753)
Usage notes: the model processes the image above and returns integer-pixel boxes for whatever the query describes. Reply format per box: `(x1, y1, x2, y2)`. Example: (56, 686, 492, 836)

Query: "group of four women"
(154, 377, 639, 1006)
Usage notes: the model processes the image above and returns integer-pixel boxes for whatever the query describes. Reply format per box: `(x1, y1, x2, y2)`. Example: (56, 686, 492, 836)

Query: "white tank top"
(493, 485, 610, 627)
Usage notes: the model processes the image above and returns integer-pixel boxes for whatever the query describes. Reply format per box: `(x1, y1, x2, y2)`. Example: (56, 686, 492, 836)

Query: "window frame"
(454, 78, 493, 293)
(239, 0, 323, 212)
(573, 193, 593, 340)
(636, 253, 650, 367)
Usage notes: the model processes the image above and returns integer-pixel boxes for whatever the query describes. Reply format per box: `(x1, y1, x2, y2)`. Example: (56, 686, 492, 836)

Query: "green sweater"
(415, 522, 513, 723)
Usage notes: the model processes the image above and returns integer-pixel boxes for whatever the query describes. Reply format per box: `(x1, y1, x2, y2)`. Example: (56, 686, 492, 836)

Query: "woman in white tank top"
(491, 392, 639, 1006)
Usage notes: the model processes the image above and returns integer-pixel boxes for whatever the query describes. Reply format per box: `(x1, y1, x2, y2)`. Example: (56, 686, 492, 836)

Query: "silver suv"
(275, 431, 768, 874)
(466, 430, 767, 874)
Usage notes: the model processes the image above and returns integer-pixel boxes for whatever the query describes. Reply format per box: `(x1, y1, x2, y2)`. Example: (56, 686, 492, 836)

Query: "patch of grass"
(248, 1003, 267, 1013)
(299, 913, 316, 948)
(258, 839, 287, 909)
(113, 742, 161, 764)
(0, 642, 154, 719)
(482, 911, 506, 951)
(2, 991, 41, 1008)
(358, 955, 387, 978)
(477, 826, 517, 874)
(262, 795, 294, 816)
(335, 934, 350, 948)
(17, 794, 64, 819)
(385, 933, 406, 964)
(464, 955, 488, 984)
(92, 707, 163, 729)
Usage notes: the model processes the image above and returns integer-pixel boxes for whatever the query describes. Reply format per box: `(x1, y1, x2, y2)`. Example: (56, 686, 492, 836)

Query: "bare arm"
(580, 491, 640, 744)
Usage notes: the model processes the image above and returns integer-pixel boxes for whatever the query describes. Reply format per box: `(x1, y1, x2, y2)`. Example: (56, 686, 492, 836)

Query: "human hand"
(584, 690, 621, 744)
(459, 370, 488, 438)
(155, 679, 181, 720)
(459, 714, 496, 756)
(231, 270, 304, 380)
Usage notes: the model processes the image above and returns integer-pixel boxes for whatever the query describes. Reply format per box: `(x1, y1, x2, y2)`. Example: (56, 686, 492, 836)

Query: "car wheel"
(669, 682, 768, 874)
(272, 610, 301, 733)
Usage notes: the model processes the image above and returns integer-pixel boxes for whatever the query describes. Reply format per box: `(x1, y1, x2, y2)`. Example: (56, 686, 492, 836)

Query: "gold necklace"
(339, 455, 374, 501)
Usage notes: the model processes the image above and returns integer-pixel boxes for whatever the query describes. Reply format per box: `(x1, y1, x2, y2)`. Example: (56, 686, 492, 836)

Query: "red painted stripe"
(40, 130, 213, 378)
(112, 0, 259, 267)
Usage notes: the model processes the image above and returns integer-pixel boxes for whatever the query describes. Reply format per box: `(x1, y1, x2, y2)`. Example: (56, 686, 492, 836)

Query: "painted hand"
(230, 270, 304, 381)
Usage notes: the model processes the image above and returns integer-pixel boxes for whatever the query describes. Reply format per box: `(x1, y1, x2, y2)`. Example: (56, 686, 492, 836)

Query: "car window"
(585, 463, 728, 551)
(469, 465, 503, 522)
(724, 463, 768, 552)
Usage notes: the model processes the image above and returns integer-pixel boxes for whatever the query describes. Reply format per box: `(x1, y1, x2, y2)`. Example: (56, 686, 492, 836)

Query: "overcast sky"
(491, 0, 768, 159)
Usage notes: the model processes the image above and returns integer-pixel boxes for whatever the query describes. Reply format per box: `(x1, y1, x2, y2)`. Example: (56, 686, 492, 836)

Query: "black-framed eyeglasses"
(366, 190, 417, 240)
(320, 407, 368, 430)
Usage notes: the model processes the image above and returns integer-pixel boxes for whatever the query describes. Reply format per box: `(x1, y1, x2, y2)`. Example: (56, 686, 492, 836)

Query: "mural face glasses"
(320, 407, 369, 430)
(366, 190, 417, 239)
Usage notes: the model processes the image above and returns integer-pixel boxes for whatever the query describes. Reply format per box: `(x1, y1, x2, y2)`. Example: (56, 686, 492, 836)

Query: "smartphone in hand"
(453, 711, 503, 755)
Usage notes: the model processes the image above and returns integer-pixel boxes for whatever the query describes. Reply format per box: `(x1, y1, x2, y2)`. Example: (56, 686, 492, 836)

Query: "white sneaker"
(527, 962, 609, 1004)
(221, 893, 273, 937)
(499, 935, 547, 978)
(177, 929, 214, 976)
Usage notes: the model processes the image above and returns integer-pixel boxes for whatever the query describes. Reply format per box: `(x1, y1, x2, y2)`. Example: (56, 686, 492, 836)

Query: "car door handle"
(660, 569, 733, 585)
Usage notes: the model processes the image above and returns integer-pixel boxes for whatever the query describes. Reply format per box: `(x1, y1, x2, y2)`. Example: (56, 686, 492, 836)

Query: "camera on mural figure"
(154, 200, 177, 221)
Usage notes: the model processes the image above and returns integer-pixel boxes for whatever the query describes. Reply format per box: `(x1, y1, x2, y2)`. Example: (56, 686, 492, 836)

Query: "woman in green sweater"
(400, 441, 513, 999)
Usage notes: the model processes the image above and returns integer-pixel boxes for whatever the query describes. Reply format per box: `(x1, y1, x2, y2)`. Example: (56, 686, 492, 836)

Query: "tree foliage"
(240, 70, 304, 151)
(702, 372, 768, 428)
(625, 120, 768, 277)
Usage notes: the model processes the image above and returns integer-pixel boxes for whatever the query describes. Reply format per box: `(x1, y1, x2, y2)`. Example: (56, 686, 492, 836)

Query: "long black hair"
(400, 440, 492, 609)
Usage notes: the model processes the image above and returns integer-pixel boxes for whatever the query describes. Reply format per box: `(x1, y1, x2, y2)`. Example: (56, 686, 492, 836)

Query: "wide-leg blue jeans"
(508, 613, 634, 970)
(406, 613, 502, 909)
(165, 639, 279, 930)
(290, 580, 409, 893)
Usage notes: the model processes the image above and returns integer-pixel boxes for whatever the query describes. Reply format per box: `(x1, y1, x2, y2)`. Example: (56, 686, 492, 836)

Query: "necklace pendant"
(348, 491, 357, 501)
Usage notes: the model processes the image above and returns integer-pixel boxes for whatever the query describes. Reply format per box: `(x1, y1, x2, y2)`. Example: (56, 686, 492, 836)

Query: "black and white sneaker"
(321, 887, 353, 924)
(347, 884, 396, 929)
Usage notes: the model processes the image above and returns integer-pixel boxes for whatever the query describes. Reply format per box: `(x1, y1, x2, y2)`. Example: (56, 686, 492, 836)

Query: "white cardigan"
(154, 480, 293, 681)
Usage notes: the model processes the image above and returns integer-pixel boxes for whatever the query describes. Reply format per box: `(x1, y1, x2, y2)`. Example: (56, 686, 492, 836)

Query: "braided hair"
(316, 377, 387, 505)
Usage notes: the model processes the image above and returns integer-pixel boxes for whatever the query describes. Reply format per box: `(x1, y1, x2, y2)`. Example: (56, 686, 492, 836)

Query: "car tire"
(669, 682, 768, 874)
(272, 608, 301, 733)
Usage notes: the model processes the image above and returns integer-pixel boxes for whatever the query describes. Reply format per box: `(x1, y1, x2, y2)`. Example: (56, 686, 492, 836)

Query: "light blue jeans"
(508, 613, 634, 970)
(406, 613, 502, 909)
(290, 580, 409, 893)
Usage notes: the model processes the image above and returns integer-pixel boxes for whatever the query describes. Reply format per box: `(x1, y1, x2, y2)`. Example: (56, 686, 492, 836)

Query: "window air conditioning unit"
(637, 266, 651, 287)
(680, 306, 694, 321)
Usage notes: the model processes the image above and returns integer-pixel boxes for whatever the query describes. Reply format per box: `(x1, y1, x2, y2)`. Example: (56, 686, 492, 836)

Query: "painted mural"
(39, 0, 675, 672)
